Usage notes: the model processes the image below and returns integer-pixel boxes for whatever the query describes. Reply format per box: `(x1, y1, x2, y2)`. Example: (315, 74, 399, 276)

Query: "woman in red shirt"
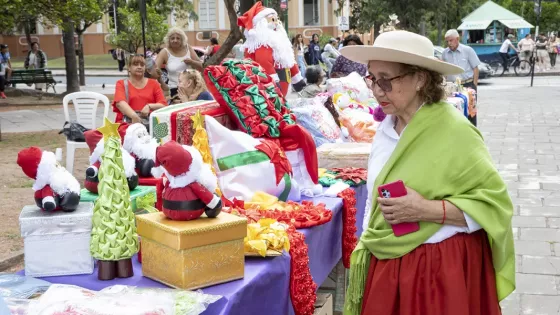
(113, 54, 167, 123)
(205, 38, 221, 58)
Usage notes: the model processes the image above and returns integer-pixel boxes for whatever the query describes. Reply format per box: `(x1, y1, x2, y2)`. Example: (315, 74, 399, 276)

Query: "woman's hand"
(140, 105, 151, 117)
(377, 186, 426, 225)
(130, 114, 142, 124)
(183, 58, 196, 66)
(178, 86, 189, 102)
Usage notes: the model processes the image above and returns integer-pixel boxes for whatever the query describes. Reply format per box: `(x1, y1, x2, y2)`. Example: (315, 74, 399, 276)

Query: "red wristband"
(441, 200, 446, 224)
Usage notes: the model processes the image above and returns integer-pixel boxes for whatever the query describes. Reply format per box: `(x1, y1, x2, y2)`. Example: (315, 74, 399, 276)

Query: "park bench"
(10, 69, 60, 93)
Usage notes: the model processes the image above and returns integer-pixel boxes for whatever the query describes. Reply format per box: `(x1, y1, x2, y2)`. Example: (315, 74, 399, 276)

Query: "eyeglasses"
(365, 72, 413, 93)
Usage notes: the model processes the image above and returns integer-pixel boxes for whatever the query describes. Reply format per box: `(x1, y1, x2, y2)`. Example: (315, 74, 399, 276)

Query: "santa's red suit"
(154, 141, 222, 221)
(84, 129, 138, 194)
(119, 123, 158, 178)
(238, 2, 306, 97)
(17, 147, 81, 212)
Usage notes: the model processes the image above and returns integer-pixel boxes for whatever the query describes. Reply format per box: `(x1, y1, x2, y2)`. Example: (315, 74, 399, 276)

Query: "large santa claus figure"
(17, 147, 81, 212)
(238, 2, 306, 97)
(154, 141, 222, 221)
(84, 129, 138, 194)
(119, 123, 158, 178)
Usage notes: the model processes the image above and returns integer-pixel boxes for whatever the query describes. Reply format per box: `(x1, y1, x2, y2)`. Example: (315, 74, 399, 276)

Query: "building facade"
(0, 0, 368, 59)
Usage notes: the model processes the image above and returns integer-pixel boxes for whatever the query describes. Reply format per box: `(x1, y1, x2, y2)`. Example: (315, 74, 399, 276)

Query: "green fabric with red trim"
(203, 60, 296, 138)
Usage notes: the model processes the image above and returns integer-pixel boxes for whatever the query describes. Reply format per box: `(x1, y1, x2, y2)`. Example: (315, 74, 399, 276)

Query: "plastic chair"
(62, 92, 110, 174)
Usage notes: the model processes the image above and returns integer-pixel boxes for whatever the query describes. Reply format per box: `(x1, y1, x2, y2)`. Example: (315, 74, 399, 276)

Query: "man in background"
(442, 29, 481, 126)
(518, 33, 535, 68)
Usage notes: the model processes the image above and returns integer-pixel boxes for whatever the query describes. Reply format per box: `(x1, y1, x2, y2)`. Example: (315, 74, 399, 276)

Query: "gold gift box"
(137, 212, 247, 290)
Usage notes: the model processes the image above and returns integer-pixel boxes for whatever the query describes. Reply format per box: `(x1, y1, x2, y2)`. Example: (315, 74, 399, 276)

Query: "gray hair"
(164, 27, 188, 48)
(306, 66, 324, 84)
(445, 29, 460, 39)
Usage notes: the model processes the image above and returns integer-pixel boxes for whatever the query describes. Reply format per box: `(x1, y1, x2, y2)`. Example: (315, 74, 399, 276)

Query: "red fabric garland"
(338, 188, 358, 268)
(223, 199, 329, 315)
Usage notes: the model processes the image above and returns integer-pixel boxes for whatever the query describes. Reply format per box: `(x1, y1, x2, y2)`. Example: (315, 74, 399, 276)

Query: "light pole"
(530, 0, 542, 87)
(139, 0, 147, 57)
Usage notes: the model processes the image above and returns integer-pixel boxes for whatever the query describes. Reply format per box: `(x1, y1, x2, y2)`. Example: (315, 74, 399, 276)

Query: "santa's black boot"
(136, 159, 155, 178)
(42, 197, 57, 211)
(86, 166, 98, 177)
(205, 199, 223, 218)
(60, 192, 80, 212)
(127, 175, 139, 191)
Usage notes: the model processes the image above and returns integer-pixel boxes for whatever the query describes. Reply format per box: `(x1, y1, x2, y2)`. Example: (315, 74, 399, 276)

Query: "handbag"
(59, 121, 89, 142)
(122, 79, 150, 131)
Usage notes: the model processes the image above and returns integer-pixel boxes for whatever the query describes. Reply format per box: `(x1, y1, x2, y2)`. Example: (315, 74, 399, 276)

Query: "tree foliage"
(108, 6, 169, 52)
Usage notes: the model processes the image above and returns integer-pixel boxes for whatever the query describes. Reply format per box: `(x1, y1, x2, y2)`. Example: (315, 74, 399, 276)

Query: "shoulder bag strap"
(123, 79, 129, 103)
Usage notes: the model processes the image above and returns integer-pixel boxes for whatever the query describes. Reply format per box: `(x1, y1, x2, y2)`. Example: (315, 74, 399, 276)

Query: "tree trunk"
(240, 0, 256, 15)
(204, 0, 243, 67)
(62, 19, 80, 94)
(23, 20, 33, 47)
(77, 32, 86, 86)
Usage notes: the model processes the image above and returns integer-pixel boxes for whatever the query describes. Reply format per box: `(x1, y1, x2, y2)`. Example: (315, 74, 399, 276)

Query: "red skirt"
(361, 230, 501, 315)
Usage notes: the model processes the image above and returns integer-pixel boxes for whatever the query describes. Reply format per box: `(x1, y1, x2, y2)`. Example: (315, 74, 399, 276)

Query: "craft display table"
(21, 186, 367, 315)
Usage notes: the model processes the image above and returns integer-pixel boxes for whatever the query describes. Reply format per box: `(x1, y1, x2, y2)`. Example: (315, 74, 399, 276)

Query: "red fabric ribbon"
(331, 167, 368, 185)
(338, 188, 358, 268)
(255, 140, 293, 185)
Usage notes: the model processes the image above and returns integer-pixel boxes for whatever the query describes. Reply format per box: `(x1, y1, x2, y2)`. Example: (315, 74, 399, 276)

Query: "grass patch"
(0, 130, 65, 149)
(11, 54, 117, 69)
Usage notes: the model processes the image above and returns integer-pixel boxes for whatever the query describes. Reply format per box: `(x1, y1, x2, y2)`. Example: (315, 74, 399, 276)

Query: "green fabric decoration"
(263, 117, 280, 137)
(278, 173, 292, 202)
(207, 72, 249, 131)
(135, 192, 158, 214)
(344, 103, 515, 315)
(80, 185, 156, 213)
(90, 136, 139, 261)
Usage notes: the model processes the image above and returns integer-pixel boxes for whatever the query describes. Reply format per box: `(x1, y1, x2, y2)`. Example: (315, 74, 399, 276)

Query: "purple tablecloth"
(20, 185, 368, 315)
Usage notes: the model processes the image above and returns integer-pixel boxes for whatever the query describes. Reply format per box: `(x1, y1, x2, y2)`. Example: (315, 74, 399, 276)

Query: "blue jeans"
(296, 55, 306, 77)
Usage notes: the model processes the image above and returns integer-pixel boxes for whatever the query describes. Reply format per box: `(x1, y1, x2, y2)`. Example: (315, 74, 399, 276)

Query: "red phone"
(377, 180, 420, 237)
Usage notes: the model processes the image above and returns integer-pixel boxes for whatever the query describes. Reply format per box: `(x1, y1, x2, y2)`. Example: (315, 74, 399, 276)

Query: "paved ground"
(2, 76, 560, 313)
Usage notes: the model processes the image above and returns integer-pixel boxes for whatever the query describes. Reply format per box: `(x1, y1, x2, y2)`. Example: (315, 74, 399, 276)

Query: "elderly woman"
(156, 27, 203, 98)
(300, 65, 325, 98)
(330, 35, 368, 78)
(341, 31, 515, 315)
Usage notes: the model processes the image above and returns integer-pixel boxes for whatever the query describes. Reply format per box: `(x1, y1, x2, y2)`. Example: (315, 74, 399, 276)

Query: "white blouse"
(362, 113, 481, 244)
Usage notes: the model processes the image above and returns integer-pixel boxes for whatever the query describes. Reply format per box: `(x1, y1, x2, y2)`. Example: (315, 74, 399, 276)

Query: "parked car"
(434, 46, 493, 79)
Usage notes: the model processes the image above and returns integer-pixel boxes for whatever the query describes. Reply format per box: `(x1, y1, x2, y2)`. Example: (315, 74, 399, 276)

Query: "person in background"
(300, 65, 325, 98)
(442, 29, 481, 126)
(205, 38, 221, 59)
(173, 69, 214, 104)
(0, 44, 12, 84)
(113, 54, 167, 124)
(331, 35, 367, 78)
(156, 27, 203, 98)
(24, 42, 47, 91)
(517, 34, 535, 68)
(307, 34, 322, 65)
(536, 33, 550, 71)
(322, 38, 341, 74)
(0, 63, 6, 99)
(548, 34, 558, 68)
(115, 48, 126, 72)
(145, 57, 170, 100)
(499, 34, 517, 72)
(233, 39, 245, 59)
(292, 34, 307, 76)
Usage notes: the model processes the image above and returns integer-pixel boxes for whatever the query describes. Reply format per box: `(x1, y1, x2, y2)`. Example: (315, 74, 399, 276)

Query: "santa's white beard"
(129, 137, 158, 161)
(243, 19, 296, 69)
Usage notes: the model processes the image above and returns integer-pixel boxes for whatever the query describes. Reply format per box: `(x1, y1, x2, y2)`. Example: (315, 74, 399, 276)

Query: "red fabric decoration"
(255, 140, 293, 185)
(331, 167, 367, 185)
(338, 188, 358, 268)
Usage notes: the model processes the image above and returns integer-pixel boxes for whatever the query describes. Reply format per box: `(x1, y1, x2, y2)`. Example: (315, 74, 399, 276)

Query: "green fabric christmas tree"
(90, 118, 139, 264)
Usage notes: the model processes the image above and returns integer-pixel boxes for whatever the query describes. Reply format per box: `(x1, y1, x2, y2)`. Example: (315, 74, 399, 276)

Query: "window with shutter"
(198, 0, 217, 29)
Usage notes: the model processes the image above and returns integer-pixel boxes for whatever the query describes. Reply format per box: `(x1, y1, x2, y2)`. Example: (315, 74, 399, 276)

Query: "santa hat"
(237, 1, 277, 30)
(17, 147, 43, 179)
(154, 141, 193, 177)
(85, 130, 102, 154)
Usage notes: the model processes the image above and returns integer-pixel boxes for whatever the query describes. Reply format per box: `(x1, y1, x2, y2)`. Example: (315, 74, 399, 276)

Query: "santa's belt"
(275, 68, 291, 83)
(163, 199, 206, 210)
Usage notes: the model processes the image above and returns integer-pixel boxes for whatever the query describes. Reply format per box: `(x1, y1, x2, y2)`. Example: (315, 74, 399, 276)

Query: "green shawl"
(345, 102, 515, 315)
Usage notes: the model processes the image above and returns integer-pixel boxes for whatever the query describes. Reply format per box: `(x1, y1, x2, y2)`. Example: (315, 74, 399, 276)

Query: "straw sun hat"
(340, 30, 464, 75)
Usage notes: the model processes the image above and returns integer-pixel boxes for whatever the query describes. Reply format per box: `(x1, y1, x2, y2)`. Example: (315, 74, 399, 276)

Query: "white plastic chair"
(62, 92, 110, 174)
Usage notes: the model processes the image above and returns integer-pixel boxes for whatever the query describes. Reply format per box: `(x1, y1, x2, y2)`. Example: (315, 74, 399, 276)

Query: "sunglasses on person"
(365, 72, 413, 93)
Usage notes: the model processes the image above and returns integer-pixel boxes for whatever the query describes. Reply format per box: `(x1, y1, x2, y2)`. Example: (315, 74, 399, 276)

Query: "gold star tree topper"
(97, 117, 121, 141)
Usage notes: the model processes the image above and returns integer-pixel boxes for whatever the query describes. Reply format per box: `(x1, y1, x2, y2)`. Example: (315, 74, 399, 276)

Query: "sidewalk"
(50, 69, 125, 77)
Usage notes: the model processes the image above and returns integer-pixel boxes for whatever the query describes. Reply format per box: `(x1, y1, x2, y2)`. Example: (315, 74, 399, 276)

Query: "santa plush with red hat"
(84, 129, 138, 194)
(154, 141, 222, 221)
(119, 123, 159, 178)
(238, 1, 306, 97)
(17, 147, 81, 212)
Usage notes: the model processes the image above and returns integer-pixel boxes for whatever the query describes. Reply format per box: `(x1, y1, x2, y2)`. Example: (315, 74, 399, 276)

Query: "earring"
(416, 86, 420, 91)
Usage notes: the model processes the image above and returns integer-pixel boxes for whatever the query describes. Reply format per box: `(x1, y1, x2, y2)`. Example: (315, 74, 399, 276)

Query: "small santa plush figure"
(84, 129, 139, 194)
(238, 2, 306, 97)
(119, 123, 158, 178)
(17, 147, 81, 212)
(154, 141, 222, 221)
